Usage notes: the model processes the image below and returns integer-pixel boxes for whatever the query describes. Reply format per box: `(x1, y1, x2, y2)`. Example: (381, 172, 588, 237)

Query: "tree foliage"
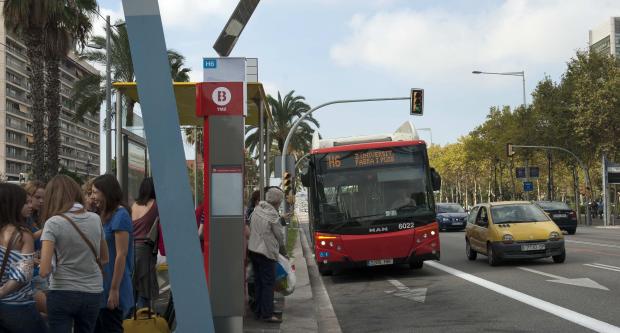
(430, 50, 619, 208)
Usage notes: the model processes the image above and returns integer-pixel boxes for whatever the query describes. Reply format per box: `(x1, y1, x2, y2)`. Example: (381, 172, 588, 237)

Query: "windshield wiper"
(329, 220, 362, 232)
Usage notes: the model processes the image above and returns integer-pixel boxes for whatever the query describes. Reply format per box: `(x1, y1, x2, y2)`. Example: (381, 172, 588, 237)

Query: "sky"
(93, 0, 620, 169)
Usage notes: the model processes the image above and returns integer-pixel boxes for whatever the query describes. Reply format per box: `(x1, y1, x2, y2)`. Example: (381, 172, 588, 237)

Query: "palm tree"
(44, 0, 97, 180)
(73, 27, 193, 126)
(245, 90, 319, 162)
(3, 0, 50, 181)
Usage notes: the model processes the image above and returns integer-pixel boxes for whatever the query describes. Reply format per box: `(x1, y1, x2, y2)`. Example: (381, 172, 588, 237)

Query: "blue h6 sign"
(523, 181, 534, 192)
(203, 58, 217, 69)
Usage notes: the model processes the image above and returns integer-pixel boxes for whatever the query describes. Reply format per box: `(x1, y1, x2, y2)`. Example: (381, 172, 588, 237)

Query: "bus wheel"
(318, 263, 333, 276)
(409, 261, 423, 269)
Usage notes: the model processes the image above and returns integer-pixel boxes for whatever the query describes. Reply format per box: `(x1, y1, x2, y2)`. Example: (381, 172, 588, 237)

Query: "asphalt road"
(302, 222, 620, 333)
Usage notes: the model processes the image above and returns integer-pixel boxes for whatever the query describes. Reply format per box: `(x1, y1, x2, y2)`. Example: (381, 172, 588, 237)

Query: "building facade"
(1, 13, 100, 181)
(589, 17, 620, 56)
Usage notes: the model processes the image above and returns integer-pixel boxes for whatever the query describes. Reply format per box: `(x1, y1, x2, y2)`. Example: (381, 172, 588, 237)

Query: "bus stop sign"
(523, 181, 534, 192)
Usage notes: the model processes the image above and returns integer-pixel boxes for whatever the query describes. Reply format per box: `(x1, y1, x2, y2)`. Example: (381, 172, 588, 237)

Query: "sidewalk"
(243, 221, 318, 333)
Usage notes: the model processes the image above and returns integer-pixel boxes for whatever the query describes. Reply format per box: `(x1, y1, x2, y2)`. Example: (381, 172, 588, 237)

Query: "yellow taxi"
(465, 201, 565, 266)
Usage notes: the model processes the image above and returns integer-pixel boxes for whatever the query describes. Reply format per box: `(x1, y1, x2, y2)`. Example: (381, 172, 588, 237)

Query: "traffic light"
(410, 88, 424, 115)
(507, 143, 515, 157)
(283, 171, 292, 196)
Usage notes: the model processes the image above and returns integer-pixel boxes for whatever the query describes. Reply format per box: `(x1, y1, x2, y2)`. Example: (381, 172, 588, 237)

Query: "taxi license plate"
(367, 259, 393, 267)
(521, 244, 545, 251)
(554, 214, 567, 218)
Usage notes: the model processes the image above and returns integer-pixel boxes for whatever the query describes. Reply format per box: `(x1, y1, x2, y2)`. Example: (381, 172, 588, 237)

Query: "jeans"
(94, 308, 123, 333)
(0, 301, 48, 333)
(249, 251, 276, 319)
(47, 290, 102, 333)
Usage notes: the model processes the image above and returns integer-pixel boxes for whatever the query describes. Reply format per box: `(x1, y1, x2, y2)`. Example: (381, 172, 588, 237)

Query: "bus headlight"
(321, 241, 326, 246)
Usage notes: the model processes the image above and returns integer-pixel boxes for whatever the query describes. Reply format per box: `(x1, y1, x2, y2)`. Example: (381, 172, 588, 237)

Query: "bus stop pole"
(259, 99, 265, 200)
(280, 97, 410, 212)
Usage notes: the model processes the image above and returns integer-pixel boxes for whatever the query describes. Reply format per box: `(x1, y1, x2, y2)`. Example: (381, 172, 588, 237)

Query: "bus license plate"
(367, 259, 393, 267)
(521, 244, 545, 251)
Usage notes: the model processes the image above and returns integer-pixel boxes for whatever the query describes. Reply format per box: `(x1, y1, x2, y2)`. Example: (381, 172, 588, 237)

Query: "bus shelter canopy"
(112, 81, 272, 126)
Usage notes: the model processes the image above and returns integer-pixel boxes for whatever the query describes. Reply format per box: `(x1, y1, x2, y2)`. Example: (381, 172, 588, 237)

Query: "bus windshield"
(313, 146, 433, 228)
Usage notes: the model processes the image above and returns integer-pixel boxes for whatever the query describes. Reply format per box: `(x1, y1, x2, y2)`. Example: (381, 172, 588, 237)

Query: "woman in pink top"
(130, 177, 160, 308)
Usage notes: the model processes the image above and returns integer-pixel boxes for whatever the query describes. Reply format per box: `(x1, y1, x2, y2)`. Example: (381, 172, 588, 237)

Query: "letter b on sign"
(212, 87, 232, 107)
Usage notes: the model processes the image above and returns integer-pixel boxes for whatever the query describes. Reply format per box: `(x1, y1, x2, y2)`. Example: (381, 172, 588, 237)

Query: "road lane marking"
(566, 240, 620, 249)
(518, 267, 609, 290)
(385, 279, 427, 303)
(426, 261, 620, 333)
(584, 263, 620, 273)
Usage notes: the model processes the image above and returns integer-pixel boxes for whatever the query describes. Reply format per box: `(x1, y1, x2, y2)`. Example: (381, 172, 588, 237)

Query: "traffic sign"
(523, 181, 534, 192)
(529, 167, 539, 178)
(608, 164, 620, 184)
(516, 167, 526, 179)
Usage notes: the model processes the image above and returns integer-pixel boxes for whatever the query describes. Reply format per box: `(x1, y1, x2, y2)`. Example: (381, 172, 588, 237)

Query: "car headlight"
(502, 234, 514, 243)
(442, 217, 450, 222)
(549, 231, 560, 240)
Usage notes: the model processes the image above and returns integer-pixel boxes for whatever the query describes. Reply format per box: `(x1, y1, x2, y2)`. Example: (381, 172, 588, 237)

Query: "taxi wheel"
(466, 240, 477, 260)
(567, 228, 576, 235)
(487, 244, 501, 266)
(552, 250, 566, 263)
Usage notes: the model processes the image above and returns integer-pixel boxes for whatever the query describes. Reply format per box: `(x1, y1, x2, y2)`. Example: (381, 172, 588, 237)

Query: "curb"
(299, 223, 343, 333)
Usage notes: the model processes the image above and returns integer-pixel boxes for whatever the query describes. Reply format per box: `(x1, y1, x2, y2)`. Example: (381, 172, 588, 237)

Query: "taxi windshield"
(491, 204, 550, 224)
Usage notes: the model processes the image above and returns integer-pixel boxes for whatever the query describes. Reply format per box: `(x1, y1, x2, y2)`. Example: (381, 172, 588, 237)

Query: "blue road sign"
(523, 181, 534, 192)
(516, 167, 526, 179)
(203, 58, 217, 69)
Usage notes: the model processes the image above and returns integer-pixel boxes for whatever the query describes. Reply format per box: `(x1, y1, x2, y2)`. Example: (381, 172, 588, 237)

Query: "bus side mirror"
(300, 161, 311, 187)
(431, 168, 441, 191)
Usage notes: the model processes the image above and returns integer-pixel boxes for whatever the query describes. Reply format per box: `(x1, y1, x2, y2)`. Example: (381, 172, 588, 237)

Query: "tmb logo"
(212, 87, 232, 111)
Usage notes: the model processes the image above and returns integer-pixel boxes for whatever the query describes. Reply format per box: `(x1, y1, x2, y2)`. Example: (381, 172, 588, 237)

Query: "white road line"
(426, 261, 620, 333)
(584, 264, 620, 273)
(387, 279, 408, 290)
(518, 267, 565, 280)
(591, 263, 620, 270)
(566, 240, 620, 249)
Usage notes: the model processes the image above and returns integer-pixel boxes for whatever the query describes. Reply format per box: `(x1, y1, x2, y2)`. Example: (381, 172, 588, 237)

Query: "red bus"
(300, 122, 441, 275)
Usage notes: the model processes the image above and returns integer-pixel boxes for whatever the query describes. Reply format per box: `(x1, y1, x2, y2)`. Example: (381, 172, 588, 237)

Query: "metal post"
(573, 167, 581, 225)
(105, 15, 112, 174)
(115, 90, 123, 185)
(265, 116, 270, 187)
(280, 96, 410, 212)
(521, 71, 527, 108)
(547, 151, 553, 201)
(194, 126, 198, 207)
(603, 154, 610, 226)
(258, 100, 265, 200)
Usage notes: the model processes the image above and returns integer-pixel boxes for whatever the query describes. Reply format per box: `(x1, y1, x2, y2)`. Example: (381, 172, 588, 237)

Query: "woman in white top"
(40, 175, 109, 333)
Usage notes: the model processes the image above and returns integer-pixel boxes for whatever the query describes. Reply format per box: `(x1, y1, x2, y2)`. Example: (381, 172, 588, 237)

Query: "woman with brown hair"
(0, 183, 47, 332)
(82, 178, 98, 213)
(40, 175, 109, 333)
(91, 174, 134, 333)
(23, 180, 47, 315)
(130, 177, 160, 309)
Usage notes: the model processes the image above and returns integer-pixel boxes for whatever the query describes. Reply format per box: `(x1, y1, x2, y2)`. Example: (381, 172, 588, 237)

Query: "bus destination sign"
(324, 150, 400, 170)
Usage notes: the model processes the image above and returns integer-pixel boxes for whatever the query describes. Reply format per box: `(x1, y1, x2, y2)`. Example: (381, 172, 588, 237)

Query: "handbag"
(58, 214, 103, 273)
(0, 229, 19, 284)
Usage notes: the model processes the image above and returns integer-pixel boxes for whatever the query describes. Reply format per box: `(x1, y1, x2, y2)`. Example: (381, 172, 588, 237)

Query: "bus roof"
(311, 140, 426, 154)
(311, 121, 424, 153)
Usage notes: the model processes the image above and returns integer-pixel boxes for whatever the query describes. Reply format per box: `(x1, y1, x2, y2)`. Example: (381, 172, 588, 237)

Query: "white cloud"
(330, 0, 620, 80)
(158, 0, 236, 29)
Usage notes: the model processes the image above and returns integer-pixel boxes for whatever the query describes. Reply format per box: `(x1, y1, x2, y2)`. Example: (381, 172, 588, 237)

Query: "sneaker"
(261, 316, 282, 323)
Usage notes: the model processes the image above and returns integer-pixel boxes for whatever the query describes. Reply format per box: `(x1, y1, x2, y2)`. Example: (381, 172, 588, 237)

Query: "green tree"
(3, 0, 50, 181)
(245, 90, 319, 160)
(44, 0, 98, 180)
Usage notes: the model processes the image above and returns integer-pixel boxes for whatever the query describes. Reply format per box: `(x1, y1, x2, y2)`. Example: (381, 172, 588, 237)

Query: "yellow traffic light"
(283, 172, 292, 195)
(410, 88, 424, 115)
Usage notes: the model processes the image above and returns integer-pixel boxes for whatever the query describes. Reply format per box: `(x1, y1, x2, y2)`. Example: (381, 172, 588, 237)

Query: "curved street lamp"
(472, 70, 526, 108)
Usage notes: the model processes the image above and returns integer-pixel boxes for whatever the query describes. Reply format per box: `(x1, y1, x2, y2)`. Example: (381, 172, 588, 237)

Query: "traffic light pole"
(280, 96, 410, 212)
(510, 144, 592, 226)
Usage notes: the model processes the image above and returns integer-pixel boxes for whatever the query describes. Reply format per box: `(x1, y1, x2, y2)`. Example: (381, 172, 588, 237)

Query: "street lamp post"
(472, 70, 526, 108)
(417, 127, 433, 146)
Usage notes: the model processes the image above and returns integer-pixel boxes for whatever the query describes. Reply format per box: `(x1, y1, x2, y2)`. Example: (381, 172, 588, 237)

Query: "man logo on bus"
(212, 87, 232, 108)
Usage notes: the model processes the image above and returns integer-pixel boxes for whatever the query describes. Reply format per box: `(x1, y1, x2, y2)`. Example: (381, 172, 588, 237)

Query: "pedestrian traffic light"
(283, 172, 292, 196)
(507, 143, 515, 157)
(410, 88, 424, 115)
